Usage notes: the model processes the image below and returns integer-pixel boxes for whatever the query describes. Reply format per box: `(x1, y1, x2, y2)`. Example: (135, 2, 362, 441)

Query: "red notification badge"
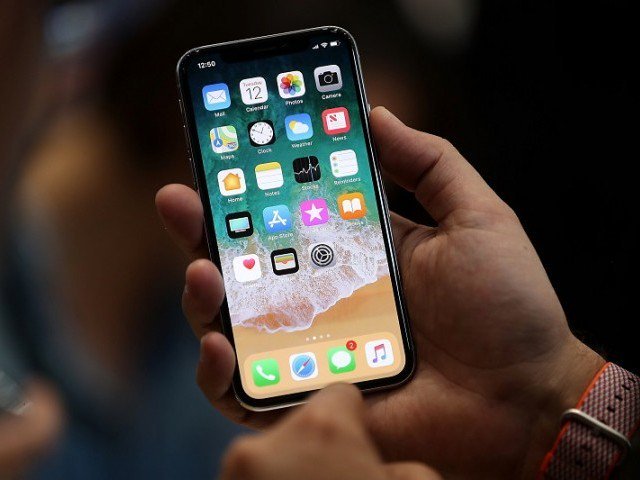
(346, 340, 357, 351)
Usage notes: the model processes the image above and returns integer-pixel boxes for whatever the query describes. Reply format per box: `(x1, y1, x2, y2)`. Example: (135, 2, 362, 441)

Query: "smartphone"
(0, 370, 29, 416)
(177, 26, 414, 410)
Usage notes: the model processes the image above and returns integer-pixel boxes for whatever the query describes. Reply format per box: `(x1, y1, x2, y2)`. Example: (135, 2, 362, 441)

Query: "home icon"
(223, 173, 241, 191)
(217, 168, 246, 196)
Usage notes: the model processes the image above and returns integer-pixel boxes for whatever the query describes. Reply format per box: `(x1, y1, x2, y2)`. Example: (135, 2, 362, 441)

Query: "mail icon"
(202, 83, 231, 111)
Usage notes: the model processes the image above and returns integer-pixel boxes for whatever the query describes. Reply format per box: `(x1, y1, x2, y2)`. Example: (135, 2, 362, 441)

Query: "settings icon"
(309, 243, 335, 268)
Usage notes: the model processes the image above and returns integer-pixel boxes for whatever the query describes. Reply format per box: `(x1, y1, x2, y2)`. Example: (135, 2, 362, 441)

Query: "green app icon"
(327, 346, 356, 374)
(252, 358, 280, 387)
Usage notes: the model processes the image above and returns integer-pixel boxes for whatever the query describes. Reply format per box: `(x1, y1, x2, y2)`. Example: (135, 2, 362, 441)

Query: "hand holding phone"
(158, 103, 603, 478)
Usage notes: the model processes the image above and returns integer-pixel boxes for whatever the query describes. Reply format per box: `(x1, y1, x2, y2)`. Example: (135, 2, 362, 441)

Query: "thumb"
(384, 461, 443, 480)
(370, 106, 511, 225)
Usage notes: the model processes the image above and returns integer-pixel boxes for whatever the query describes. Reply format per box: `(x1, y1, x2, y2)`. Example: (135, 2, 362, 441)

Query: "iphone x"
(177, 26, 414, 410)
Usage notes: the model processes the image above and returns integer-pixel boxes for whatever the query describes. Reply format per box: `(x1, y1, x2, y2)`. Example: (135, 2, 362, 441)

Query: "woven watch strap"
(539, 363, 640, 479)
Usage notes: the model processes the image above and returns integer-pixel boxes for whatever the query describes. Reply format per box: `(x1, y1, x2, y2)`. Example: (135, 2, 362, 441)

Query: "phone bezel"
(176, 26, 415, 411)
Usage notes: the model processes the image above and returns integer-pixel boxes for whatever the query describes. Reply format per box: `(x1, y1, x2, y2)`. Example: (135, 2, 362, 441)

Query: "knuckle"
(221, 437, 261, 477)
(300, 406, 342, 439)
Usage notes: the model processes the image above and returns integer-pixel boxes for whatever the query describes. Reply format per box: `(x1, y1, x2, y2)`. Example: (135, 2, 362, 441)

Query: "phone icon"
(251, 358, 280, 387)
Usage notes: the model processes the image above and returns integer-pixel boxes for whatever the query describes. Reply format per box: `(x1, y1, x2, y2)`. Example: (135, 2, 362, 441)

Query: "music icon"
(365, 339, 394, 368)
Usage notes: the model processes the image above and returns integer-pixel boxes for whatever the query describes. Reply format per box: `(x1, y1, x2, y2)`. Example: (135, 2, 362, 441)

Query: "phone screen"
(178, 28, 412, 406)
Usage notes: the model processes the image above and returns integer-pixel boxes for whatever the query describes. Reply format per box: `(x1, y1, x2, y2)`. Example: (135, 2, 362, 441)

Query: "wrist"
(520, 337, 605, 479)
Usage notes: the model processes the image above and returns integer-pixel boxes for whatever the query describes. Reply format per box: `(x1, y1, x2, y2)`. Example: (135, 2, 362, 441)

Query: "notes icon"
(365, 339, 394, 368)
(255, 162, 284, 190)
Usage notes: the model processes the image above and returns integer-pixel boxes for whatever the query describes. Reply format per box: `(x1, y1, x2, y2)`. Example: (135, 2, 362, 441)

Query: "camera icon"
(314, 65, 343, 92)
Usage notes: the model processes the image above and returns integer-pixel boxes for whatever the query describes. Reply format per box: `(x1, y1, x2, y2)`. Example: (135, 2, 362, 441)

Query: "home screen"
(185, 36, 406, 400)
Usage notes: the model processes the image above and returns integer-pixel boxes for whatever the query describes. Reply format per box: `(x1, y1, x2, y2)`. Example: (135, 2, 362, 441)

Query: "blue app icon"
(202, 83, 231, 111)
(289, 353, 318, 381)
(285, 113, 314, 141)
(262, 205, 292, 234)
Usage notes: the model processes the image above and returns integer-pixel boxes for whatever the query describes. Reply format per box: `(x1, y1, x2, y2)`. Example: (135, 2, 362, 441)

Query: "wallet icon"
(202, 83, 231, 111)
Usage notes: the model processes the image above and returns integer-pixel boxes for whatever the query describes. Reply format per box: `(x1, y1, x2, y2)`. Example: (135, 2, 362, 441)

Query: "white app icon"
(330, 149, 358, 177)
(289, 352, 318, 381)
(240, 77, 268, 105)
(233, 254, 262, 282)
(255, 162, 284, 190)
(217, 168, 246, 196)
(365, 339, 394, 368)
(276, 71, 306, 98)
(314, 65, 342, 92)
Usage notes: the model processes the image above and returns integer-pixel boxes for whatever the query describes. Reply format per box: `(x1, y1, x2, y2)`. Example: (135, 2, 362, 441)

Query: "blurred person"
(157, 107, 640, 479)
(1, 0, 65, 477)
(3, 0, 430, 478)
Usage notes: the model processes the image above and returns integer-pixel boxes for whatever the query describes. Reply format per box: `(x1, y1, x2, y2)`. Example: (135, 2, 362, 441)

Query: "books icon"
(338, 192, 366, 220)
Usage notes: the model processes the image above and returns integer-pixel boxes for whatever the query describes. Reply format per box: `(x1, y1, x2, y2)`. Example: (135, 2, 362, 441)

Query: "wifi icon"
(321, 42, 328, 48)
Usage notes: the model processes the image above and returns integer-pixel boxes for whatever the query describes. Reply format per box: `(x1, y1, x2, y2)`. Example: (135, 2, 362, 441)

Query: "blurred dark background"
(0, 0, 635, 478)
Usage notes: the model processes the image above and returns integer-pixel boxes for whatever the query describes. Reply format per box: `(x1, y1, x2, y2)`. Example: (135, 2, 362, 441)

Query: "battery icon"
(330, 40, 339, 47)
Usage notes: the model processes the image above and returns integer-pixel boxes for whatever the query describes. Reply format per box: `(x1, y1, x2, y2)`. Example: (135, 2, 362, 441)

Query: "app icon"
(322, 107, 351, 135)
(330, 149, 358, 177)
(289, 352, 318, 381)
(217, 168, 246, 196)
(314, 65, 343, 92)
(255, 162, 284, 190)
(251, 358, 280, 387)
(270, 248, 299, 275)
(226, 212, 253, 238)
(308, 242, 335, 268)
(300, 198, 329, 226)
(365, 339, 394, 368)
(338, 192, 366, 220)
(292, 156, 321, 183)
(202, 83, 231, 111)
(277, 71, 306, 98)
(240, 77, 268, 105)
(232, 254, 262, 282)
(262, 205, 292, 234)
(248, 120, 275, 147)
(328, 346, 356, 374)
(210, 126, 239, 153)
(285, 113, 313, 141)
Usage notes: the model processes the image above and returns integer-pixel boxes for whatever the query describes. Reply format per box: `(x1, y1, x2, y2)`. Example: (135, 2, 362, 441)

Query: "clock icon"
(248, 120, 276, 147)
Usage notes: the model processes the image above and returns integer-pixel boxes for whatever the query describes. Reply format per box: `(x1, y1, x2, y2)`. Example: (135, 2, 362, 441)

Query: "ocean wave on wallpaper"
(221, 221, 389, 333)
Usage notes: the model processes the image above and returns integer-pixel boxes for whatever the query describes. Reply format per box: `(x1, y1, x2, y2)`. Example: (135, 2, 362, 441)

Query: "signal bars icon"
(312, 44, 319, 49)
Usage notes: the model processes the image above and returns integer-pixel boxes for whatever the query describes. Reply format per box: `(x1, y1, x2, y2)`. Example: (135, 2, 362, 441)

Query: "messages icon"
(202, 83, 231, 111)
(327, 346, 356, 374)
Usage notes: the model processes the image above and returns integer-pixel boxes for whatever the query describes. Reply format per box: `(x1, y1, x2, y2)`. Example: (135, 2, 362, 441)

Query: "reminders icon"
(330, 149, 358, 178)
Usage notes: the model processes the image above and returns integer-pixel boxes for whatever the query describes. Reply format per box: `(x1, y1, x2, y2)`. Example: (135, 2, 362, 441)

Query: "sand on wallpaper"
(233, 276, 397, 353)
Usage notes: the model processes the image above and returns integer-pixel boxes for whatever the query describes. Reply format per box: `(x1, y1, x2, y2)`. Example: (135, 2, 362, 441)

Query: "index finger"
(371, 107, 512, 225)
